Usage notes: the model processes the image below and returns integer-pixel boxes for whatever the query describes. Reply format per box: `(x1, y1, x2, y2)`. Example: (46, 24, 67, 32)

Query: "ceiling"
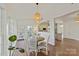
(1, 3, 79, 20)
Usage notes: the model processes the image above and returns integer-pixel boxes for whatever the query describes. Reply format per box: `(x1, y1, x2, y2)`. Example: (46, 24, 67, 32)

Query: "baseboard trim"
(64, 38, 79, 41)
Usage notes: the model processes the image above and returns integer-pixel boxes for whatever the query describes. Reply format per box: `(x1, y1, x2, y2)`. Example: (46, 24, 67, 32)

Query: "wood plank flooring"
(13, 38, 79, 56)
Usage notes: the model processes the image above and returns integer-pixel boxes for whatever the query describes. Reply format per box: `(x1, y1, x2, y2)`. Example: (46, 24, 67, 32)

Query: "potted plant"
(8, 35, 17, 56)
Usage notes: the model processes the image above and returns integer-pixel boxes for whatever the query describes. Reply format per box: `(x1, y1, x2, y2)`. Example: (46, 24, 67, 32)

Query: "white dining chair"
(28, 36, 37, 56)
(37, 32, 49, 55)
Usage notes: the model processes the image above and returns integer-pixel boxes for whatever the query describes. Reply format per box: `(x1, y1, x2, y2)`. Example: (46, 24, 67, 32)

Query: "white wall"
(0, 7, 1, 56)
(1, 8, 9, 56)
(17, 18, 35, 32)
(63, 17, 79, 40)
(57, 23, 63, 33)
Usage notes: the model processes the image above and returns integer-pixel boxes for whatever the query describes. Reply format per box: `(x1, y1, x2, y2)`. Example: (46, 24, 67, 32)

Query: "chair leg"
(46, 48, 48, 55)
(27, 51, 30, 56)
(35, 50, 37, 56)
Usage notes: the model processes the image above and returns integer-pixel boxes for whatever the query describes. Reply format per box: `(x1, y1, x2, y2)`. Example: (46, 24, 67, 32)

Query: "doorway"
(54, 19, 64, 55)
(54, 19, 63, 42)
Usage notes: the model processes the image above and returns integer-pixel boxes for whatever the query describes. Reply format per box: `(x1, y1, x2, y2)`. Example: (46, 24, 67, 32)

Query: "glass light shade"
(34, 12, 41, 23)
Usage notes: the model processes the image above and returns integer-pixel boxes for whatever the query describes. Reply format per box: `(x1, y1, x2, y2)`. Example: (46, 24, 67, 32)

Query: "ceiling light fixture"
(34, 3, 41, 24)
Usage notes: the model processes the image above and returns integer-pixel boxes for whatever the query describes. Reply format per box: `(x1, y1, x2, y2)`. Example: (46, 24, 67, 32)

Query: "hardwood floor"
(62, 38, 79, 56)
(13, 38, 79, 56)
(54, 38, 79, 56)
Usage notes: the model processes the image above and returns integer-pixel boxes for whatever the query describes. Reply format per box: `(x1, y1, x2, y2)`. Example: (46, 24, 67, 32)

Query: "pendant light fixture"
(34, 3, 41, 24)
